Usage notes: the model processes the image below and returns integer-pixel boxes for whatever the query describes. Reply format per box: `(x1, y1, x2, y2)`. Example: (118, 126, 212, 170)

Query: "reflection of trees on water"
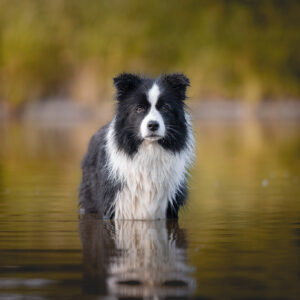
(79, 215, 196, 298)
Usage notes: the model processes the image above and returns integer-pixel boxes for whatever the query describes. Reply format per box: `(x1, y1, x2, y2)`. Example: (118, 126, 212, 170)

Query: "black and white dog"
(79, 73, 194, 219)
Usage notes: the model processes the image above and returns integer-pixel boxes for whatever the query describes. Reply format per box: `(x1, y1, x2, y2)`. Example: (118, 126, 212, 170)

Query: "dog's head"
(113, 73, 190, 155)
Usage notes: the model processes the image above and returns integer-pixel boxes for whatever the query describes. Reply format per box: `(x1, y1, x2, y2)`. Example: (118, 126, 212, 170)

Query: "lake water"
(0, 119, 300, 299)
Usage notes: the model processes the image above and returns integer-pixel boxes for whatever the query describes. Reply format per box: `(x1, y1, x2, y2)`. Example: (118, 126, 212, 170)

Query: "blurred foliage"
(0, 0, 300, 106)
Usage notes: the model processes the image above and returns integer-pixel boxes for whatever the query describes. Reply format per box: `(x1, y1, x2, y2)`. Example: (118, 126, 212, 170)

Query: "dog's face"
(113, 73, 190, 155)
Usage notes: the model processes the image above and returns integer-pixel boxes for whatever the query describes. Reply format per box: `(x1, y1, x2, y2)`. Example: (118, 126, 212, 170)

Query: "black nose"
(147, 120, 159, 131)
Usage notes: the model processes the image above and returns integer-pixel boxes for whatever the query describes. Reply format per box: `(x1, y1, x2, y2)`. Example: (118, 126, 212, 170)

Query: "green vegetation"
(0, 0, 300, 106)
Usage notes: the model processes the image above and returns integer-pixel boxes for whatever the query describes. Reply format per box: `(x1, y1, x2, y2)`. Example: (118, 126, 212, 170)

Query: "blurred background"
(0, 1, 300, 299)
(0, 0, 300, 117)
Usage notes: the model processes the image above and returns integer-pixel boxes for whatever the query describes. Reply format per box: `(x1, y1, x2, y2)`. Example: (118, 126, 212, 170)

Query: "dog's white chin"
(144, 135, 163, 142)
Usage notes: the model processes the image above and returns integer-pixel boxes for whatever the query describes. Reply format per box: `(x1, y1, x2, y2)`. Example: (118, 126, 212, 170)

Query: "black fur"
(79, 124, 122, 218)
(114, 73, 188, 155)
(166, 183, 187, 219)
(161, 73, 190, 100)
(79, 73, 191, 219)
(114, 77, 153, 156)
(113, 73, 143, 101)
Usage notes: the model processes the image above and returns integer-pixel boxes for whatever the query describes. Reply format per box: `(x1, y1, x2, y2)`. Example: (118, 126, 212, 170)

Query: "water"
(0, 119, 300, 299)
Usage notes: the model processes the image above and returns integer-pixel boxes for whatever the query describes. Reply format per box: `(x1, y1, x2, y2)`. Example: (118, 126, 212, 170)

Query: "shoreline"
(1, 99, 300, 125)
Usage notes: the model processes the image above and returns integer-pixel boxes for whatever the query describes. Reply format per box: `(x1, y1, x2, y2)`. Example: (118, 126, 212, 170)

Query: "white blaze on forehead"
(140, 83, 166, 139)
(147, 83, 160, 106)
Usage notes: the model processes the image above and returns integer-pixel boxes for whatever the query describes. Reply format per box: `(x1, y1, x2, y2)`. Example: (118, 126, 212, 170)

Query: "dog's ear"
(113, 73, 142, 100)
(161, 73, 190, 100)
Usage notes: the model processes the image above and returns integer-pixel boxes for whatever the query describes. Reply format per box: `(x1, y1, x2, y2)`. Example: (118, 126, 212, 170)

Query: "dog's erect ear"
(162, 73, 190, 100)
(113, 73, 142, 100)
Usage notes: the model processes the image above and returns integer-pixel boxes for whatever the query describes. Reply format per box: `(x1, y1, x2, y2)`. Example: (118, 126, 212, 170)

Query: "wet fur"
(79, 73, 194, 219)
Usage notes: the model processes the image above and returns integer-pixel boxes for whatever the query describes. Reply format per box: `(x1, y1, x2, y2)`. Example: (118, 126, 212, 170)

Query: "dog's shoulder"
(81, 123, 110, 168)
(79, 121, 120, 216)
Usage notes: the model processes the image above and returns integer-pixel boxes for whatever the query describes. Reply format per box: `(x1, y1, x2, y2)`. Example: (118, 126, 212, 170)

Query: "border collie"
(79, 73, 195, 219)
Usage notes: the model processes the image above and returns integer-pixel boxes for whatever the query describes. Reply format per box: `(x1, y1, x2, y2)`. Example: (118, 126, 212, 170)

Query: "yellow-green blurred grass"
(0, 0, 300, 107)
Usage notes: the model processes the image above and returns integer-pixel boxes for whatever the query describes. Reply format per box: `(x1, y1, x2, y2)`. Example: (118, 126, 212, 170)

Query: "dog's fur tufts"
(79, 73, 195, 220)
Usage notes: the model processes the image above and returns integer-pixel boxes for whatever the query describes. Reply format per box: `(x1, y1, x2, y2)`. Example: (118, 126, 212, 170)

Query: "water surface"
(0, 120, 299, 299)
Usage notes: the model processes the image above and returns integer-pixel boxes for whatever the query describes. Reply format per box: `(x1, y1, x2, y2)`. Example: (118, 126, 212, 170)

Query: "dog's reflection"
(79, 215, 196, 297)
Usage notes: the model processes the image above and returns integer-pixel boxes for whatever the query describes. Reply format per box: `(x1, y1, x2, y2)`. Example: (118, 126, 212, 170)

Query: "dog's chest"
(112, 142, 185, 220)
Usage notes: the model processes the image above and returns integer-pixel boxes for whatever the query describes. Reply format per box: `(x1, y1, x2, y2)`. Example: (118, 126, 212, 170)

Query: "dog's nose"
(147, 120, 159, 131)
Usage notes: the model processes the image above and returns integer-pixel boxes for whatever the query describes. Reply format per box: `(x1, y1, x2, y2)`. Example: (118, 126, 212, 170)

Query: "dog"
(79, 73, 195, 219)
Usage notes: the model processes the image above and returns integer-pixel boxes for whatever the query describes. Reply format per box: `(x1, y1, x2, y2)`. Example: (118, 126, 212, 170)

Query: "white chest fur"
(105, 118, 194, 220)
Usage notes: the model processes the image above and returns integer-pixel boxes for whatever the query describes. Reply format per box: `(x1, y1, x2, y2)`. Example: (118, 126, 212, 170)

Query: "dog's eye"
(161, 104, 170, 112)
(136, 105, 145, 113)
